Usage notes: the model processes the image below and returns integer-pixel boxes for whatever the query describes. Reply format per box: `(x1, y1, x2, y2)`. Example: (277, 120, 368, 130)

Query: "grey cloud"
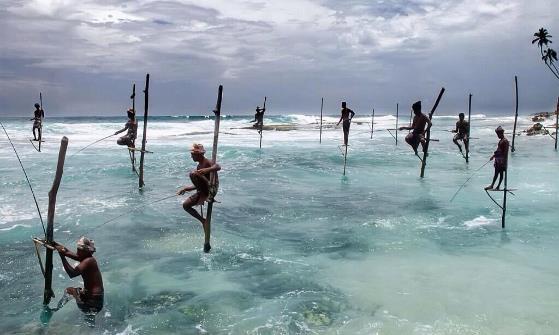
(0, 0, 558, 116)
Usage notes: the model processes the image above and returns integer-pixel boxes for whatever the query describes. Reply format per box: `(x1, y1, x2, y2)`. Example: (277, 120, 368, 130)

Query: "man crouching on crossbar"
(177, 143, 221, 253)
(54, 236, 104, 324)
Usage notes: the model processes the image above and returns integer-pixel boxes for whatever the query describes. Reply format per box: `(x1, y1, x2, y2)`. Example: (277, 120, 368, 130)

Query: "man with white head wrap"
(177, 143, 221, 253)
(54, 236, 104, 321)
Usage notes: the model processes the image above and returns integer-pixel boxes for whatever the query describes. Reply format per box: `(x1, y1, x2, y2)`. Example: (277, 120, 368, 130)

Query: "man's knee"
(182, 200, 193, 211)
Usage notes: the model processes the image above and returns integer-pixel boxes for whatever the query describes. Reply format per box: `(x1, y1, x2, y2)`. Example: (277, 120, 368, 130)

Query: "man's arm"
(196, 163, 221, 176)
(452, 122, 458, 133)
(114, 123, 128, 135)
(336, 115, 343, 126)
(55, 243, 79, 260)
(424, 115, 432, 133)
(177, 185, 196, 195)
(349, 109, 355, 119)
(56, 247, 90, 278)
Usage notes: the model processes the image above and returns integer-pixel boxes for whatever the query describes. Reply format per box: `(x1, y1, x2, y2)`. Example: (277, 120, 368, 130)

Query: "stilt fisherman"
(114, 108, 137, 148)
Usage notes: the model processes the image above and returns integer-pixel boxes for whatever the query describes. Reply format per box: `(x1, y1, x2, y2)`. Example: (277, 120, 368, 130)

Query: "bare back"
(80, 257, 104, 295)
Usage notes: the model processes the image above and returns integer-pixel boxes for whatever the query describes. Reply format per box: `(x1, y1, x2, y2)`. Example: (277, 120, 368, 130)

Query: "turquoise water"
(1, 114, 558, 334)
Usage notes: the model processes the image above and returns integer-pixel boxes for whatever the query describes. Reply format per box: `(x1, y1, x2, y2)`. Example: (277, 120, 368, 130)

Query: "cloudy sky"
(0, 0, 557, 116)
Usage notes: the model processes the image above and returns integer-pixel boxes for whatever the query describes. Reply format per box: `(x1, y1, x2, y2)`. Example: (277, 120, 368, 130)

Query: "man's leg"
(182, 195, 205, 224)
(453, 135, 463, 152)
(485, 168, 498, 190)
(495, 169, 504, 189)
(32, 126, 38, 140)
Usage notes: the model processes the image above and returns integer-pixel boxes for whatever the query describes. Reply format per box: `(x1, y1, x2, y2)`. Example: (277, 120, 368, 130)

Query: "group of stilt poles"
(42, 136, 69, 305)
(126, 74, 150, 188)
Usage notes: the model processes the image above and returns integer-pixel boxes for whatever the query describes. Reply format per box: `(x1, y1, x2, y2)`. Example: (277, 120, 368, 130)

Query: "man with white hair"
(177, 143, 221, 252)
(54, 236, 104, 317)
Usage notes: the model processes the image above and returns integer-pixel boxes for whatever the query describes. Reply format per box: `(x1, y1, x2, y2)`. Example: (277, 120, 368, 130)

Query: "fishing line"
(0, 121, 46, 236)
(90, 193, 178, 232)
(449, 159, 492, 202)
(69, 133, 115, 158)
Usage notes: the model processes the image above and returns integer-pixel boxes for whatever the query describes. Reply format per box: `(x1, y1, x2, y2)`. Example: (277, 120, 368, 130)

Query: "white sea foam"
(464, 216, 498, 229)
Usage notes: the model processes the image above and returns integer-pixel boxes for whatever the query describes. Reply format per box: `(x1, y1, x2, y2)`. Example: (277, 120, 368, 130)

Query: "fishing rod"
(0, 120, 46, 236)
(69, 133, 115, 158)
(90, 193, 177, 232)
(449, 159, 492, 202)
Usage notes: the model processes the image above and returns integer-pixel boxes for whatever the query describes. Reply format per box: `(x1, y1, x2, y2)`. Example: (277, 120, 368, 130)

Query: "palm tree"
(533, 28, 559, 80)
(532, 28, 552, 47)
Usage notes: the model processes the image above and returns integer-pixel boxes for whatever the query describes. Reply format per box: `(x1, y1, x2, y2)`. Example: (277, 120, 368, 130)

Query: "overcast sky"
(0, 0, 557, 116)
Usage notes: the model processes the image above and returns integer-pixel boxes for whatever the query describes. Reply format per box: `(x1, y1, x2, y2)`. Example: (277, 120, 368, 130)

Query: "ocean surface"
(0, 113, 558, 334)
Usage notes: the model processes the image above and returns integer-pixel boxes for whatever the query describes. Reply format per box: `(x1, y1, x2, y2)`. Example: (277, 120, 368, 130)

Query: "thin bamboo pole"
(395, 103, 399, 145)
(370, 108, 375, 139)
(466, 93, 472, 163)
(139, 74, 149, 188)
(555, 97, 558, 150)
(511, 76, 519, 152)
(39, 93, 43, 152)
(319, 98, 323, 143)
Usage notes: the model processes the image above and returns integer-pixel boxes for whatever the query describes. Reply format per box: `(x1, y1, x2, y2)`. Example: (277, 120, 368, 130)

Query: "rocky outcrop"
(524, 122, 550, 136)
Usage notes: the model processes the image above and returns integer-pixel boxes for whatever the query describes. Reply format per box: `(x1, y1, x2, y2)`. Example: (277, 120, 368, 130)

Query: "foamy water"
(1, 113, 558, 334)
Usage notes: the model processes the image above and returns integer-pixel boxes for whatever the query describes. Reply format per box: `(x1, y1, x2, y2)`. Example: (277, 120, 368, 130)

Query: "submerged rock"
(131, 290, 195, 315)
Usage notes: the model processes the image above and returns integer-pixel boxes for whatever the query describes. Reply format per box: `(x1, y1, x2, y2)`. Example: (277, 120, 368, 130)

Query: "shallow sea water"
(0, 113, 558, 334)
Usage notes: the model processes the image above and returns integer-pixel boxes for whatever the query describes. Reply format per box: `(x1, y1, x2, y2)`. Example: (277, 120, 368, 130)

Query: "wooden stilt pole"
(420, 87, 446, 178)
(371, 109, 375, 139)
(39, 93, 43, 152)
(139, 74, 149, 188)
(131, 84, 136, 112)
(205, 85, 223, 239)
(43, 136, 68, 305)
(343, 144, 348, 176)
(555, 97, 558, 151)
(408, 106, 413, 134)
(466, 93, 472, 163)
(130, 84, 136, 171)
(259, 96, 266, 149)
(319, 97, 324, 144)
(395, 103, 399, 145)
(502, 170, 508, 228)
(511, 76, 519, 152)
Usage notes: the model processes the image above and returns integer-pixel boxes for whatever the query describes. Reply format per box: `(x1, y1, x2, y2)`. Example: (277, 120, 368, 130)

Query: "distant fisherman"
(114, 108, 137, 147)
(54, 237, 104, 323)
(177, 143, 221, 253)
(251, 105, 265, 133)
(336, 101, 355, 146)
(485, 126, 509, 190)
(452, 112, 469, 155)
(30, 103, 44, 141)
(399, 101, 431, 156)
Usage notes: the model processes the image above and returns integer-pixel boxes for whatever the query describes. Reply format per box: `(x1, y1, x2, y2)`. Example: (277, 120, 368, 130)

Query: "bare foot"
(484, 185, 493, 190)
